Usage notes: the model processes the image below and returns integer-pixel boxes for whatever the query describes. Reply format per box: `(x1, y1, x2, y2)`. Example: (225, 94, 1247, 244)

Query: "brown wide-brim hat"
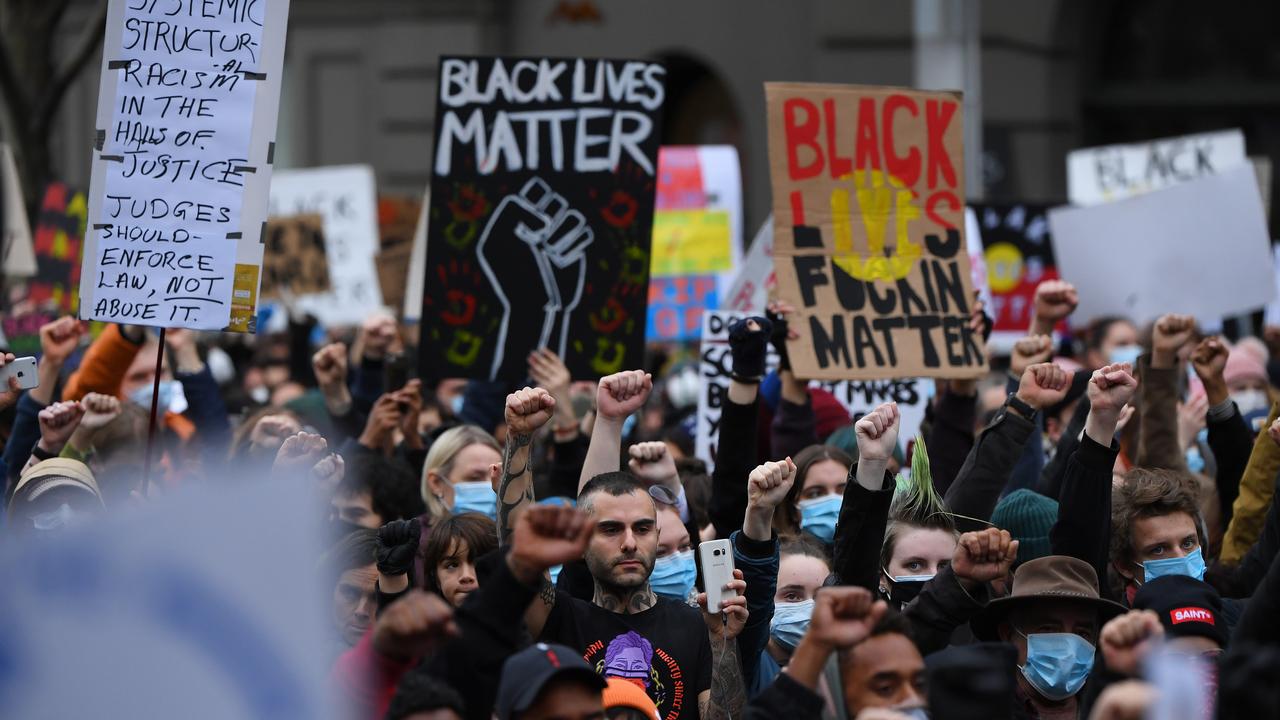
(971, 555, 1127, 641)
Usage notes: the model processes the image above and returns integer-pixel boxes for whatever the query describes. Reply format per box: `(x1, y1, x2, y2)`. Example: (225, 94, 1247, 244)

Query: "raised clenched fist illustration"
(477, 177, 594, 379)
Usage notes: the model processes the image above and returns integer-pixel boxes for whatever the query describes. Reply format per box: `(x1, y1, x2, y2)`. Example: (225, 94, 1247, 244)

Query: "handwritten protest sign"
(260, 214, 329, 299)
(696, 311, 927, 470)
(1067, 130, 1246, 206)
(970, 203, 1059, 344)
(79, 0, 290, 332)
(270, 165, 384, 326)
(722, 216, 775, 314)
(1051, 165, 1274, 324)
(421, 56, 664, 381)
(765, 83, 984, 381)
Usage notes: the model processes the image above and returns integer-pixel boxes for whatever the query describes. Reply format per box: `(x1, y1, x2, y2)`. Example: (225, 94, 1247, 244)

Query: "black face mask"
(885, 578, 930, 608)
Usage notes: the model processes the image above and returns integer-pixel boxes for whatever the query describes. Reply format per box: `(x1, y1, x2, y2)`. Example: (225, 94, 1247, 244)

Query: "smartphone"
(384, 353, 413, 392)
(0, 356, 38, 391)
(698, 539, 737, 612)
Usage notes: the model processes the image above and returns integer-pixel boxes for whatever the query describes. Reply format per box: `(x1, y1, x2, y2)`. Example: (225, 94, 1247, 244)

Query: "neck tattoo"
(593, 580, 657, 615)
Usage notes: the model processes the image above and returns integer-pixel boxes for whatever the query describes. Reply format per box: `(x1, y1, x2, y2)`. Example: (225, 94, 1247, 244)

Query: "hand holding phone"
(698, 539, 738, 612)
(0, 356, 39, 391)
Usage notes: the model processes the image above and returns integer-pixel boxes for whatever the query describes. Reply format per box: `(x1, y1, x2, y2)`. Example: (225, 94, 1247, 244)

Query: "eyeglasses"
(648, 485, 678, 507)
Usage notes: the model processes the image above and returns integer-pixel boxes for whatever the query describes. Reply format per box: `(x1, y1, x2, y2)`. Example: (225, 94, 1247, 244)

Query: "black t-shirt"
(539, 590, 713, 720)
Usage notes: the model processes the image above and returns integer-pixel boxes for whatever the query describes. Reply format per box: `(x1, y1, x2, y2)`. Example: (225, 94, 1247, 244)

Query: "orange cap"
(602, 677, 659, 719)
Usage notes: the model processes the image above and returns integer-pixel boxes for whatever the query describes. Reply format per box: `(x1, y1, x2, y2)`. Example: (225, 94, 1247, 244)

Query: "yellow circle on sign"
(984, 242, 1025, 293)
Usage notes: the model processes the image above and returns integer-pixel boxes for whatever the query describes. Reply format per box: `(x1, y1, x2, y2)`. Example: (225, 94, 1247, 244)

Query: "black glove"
(376, 518, 421, 576)
(728, 316, 772, 383)
(765, 306, 792, 373)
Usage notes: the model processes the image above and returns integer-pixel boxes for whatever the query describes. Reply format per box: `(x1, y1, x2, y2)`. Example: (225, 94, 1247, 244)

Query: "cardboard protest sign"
(1050, 165, 1275, 324)
(260, 214, 330, 299)
(1, 143, 36, 278)
(421, 56, 665, 380)
(970, 203, 1060, 344)
(3, 184, 89, 354)
(1067, 130, 1246, 206)
(0, 474, 336, 718)
(270, 165, 384, 326)
(722, 216, 775, 314)
(79, 0, 290, 332)
(765, 83, 984, 381)
(696, 311, 927, 470)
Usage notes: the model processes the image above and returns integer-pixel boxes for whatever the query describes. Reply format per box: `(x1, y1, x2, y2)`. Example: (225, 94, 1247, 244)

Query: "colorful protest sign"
(270, 165, 384, 326)
(765, 83, 985, 381)
(79, 0, 290, 332)
(1050, 165, 1274, 324)
(1, 143, 36, 279)
(722, 216, 775, 314)
(1067, 129, 1246, 206)
(645, 145, 742, 341)
(970, 203, 1059, 344)
(421, 56, 665, 380)
(3, 184, 88, 354)
(260, 214, 330, 299)
(696, 311, 927, 471)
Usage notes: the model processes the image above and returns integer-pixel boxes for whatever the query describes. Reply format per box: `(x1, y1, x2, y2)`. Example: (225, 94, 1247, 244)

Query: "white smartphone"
(698, 539, 737, 611)
(0, 356, 38, 391)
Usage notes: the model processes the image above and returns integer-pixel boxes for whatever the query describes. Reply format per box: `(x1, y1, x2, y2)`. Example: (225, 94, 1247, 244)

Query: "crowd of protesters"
(4, 276, 1280, 720)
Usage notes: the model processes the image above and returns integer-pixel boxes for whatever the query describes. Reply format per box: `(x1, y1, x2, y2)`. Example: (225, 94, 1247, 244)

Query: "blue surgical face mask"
(1143, 546, 1206, 583)
(449, 394, 465, 417)
(770, 598, 815, 650)
(798, 494, 842, 544)
(451, 480, 497, 520)
(130, 379, 187, 414)
(1018, 631, 1095, 701)
(650, 549, 697, 601)
(1109, 344, 1143, 366)
(549, 564, 563, 586)
(1185, 446, 1205, 474)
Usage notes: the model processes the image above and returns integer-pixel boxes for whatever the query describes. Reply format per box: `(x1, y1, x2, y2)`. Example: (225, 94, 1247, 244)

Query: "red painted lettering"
(926, 99, 958, 188)
(854, 97, 881, 172)
(883, 94, 921, 186)
(784, 98, 822, 180)
(824, 98, 852, 178)
(925, 191, 960, 229)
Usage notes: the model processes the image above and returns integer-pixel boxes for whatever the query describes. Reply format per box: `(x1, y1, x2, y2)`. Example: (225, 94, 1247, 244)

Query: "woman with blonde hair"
(420, 425, 502, 524)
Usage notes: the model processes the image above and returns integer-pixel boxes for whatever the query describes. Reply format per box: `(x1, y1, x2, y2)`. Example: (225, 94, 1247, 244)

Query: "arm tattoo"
(704, 629, 745, 720)
(539, 576, 556, 608)
(498, 432, 534, 546)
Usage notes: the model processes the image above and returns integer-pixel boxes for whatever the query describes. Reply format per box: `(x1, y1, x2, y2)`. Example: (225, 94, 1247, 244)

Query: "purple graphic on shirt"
(603, 630, 654, 689)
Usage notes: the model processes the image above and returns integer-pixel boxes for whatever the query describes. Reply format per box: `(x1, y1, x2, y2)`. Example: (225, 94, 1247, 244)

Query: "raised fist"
(1016, 362, 1070, 411)
(39, 316, 86, 366)
(272, 431, 328, 475)
(38, 401, 85, 450)
(952, 528, 1018, 588)
(376, 518, 423, 577)
(1088, 363, 1138, 416)
(507, 504, 593, 583)
(1152, 314, 1196, 368)
(361, 312, 401, 360)
(372, 589, 458, 661)
(505, 386, 556, 437)
(312, 342, 349, 390)
(1100, 610, 1163, 677)
(1033, 280, 1078, 325)
(628, 442, 678, 488)
(596, 370, 652, 422)
(748, 458, 797, 510)
(1011, 335, 1054, 377)
(78, 393, 123, 431)
(855, 402, 900, 463)
(805, 586, 888, 652)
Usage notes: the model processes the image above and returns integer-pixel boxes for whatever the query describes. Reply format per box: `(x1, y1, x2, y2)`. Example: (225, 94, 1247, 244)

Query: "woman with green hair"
(876, 435, 960, 609)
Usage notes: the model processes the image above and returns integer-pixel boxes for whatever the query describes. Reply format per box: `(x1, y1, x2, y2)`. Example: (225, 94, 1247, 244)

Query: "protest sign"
(2, 184, 88, 354)
(0, 474, 335, 719)
(260, 214, 330, 299)
(722, 216, 775, 314)
(1067, 129, 1246, 206)
(648, 275, 717, 342)
(270, 165, 384, 326)
(421, 56, 664, 380)
(765, 83, 985, 381)
(970, 203, 1060, 344)
(1, 143, 36, 278)
(645, 145, 741, 341)
(79, 0, 290, 332)
(1051, 165, 1275, 324)
(696, 310, 927, 471)
(402, 191, 429, 321)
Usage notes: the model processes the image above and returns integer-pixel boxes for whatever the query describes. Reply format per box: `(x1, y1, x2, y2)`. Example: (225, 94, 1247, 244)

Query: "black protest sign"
(969, 203, 1059, 338)
(420, 56, 664, 381)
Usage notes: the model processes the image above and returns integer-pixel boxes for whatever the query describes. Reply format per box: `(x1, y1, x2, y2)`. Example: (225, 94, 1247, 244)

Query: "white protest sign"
(80, 0, 289, 332)
(403, 190, 429, 321)
(0, 476, 335, 719)
(722, 216, 774, 313)
(269, 165, 383, 326)
(1067, 129, 1246, 206)
(696, 310, 928, 471)
(1050, 164, 1275, 324)
(1, 143, 36, 278)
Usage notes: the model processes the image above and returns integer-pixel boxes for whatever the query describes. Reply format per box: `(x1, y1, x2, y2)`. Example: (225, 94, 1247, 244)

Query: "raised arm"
(497, 387, 556, 545)
(507, 504, 594, 640)
(1030, 280, 1078, 338)
(578, 370, 651, 493)
(944, 363, 1069, 530)
(1191, 336, 1252, 524)
(712, 316, 771, 539)
(831, 403, 899, 589)
(1137, 313, 1196, 470)
(1052, 363, 1137, 587)
(735, 458, 795, 690)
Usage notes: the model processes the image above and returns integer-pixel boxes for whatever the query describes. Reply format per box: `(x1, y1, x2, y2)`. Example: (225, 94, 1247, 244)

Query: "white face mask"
(1231, 389, 1269, 416)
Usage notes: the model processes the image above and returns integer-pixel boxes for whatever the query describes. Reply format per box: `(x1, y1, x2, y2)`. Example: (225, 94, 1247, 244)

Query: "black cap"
(1132, 575, 1228, 649)
(495, 643, 607, 719)
(926, 642, 1018, 720)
